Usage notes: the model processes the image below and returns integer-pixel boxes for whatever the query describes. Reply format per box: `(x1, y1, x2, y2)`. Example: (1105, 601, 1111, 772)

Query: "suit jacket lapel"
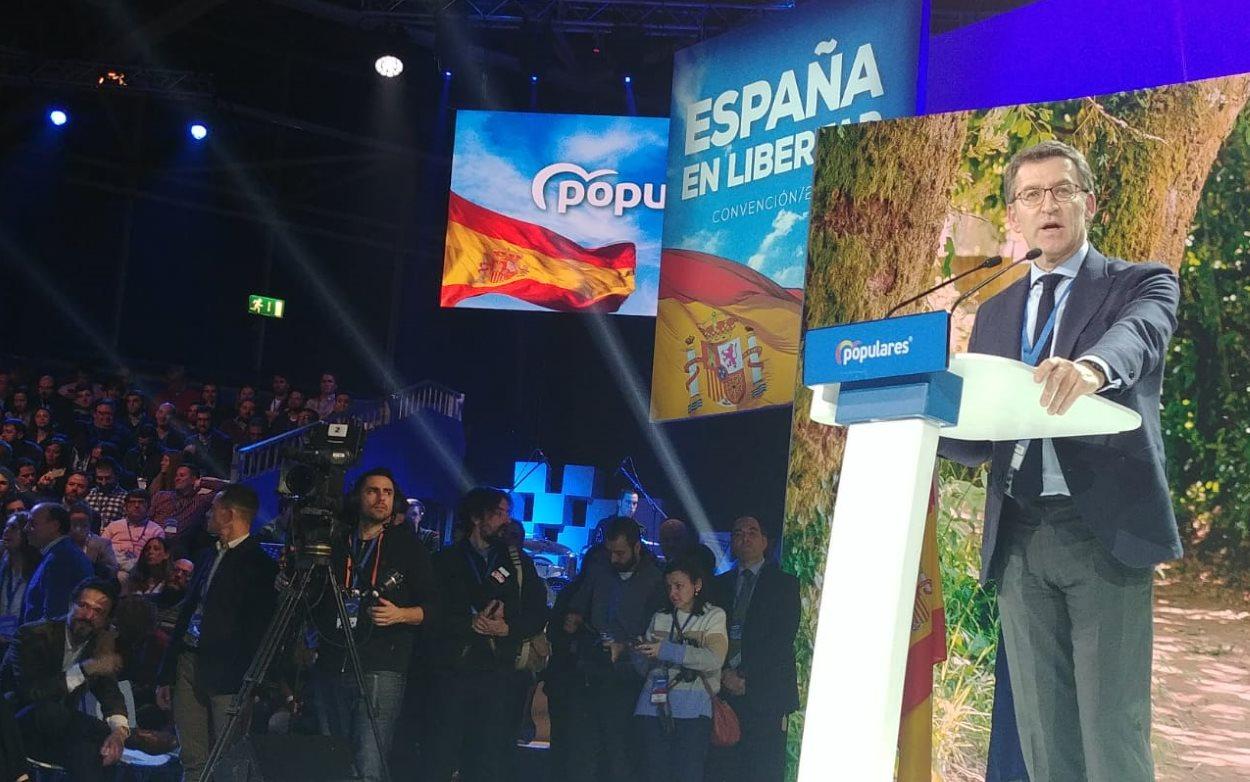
(982, 276, 1030, 358)
(1054, 247, 1113, 359)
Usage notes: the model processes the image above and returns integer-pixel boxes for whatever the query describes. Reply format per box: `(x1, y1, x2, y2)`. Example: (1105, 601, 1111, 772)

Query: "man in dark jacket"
(424, 487, 547, 782)
(3, 577, 128, 781)
(313, 468, 440, 782)
(707, 516, 800, 782)
(156, 483, 277, 781)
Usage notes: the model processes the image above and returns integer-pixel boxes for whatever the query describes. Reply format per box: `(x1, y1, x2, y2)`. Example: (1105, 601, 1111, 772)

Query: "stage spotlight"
(48, 109, 68, 126)
(189, 123, 208, 141)
(530, 74, 539, 84)
(624, 74, 632, 84)
(375, 54, 404, 78)
(443, 69, 452, 79)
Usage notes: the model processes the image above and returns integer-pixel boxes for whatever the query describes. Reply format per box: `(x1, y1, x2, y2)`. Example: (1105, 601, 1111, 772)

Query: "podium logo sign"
(805, 311, 949, 385)
(834, 336, 912, 366)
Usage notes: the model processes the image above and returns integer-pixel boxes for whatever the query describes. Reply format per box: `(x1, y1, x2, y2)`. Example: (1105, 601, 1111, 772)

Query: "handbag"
(700, 674, 741, 747)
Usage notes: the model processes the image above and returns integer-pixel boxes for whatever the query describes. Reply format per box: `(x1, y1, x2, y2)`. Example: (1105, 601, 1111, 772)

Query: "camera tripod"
(200, 555, 393, 782)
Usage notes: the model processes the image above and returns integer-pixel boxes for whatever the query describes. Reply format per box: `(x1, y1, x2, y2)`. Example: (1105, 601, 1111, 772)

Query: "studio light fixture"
(189, 122, 208, 141)
(375, 54, 404, 78)
(48, 108, 68, 126)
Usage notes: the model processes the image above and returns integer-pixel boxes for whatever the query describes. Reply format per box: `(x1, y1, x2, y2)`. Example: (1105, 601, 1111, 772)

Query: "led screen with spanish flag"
(441, 110, 668, 316)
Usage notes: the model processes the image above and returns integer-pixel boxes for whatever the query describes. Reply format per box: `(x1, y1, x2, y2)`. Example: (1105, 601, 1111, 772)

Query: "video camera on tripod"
(278, 421, 366, 566)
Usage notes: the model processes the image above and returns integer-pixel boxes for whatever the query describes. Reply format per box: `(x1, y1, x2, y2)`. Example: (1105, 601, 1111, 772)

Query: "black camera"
(279, 422, 367, 566)
(347, 568, 405, 610)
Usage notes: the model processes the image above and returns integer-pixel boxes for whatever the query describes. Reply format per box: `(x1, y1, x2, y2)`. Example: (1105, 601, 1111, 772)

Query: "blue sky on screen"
(663, 0, 920, 290)
(448, 110, 668, 316)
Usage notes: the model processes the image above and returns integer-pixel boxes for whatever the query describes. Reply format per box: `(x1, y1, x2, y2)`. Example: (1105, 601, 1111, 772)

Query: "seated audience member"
(270, 388, 307, 433)
(152, 558, 194, 633)
(658, 517, 718, 580)
(307, 373, 338, 419)
(185, 409, 233, 479)
(5, 391, 32, 430)
(127, 537, 173, 596)
(149, 462, 216, 557)
(706, 515, 801, 782)
(221, 398, 258, 444)
(30, 407, 57, 446)
(124, 424, 163, 487)
(152, 402, 185, 452)
(1, 497, 26, 517)
(21, 503, 94, 623)
(157, 484, 278, 782)
(633, 559, 727, 780)
(326, 392, 353, 423)
(0, 420, 39, 465)
(84, 458, 129, 525)
(146, 449, 182, 495)
(2, 577, 129, 781)
(35, 438, 71, 497)
(102, 490, 165, 582)
(11, 460, 36, 495)
(244, 417, 268, 445)
(113, 596, 174, 739)
(119, 390, 152, 436)
(264, 374, 290, 424)
(68, 502, 119, 580)
(0, 514, 39, 644)
(0, 470, 11, 507)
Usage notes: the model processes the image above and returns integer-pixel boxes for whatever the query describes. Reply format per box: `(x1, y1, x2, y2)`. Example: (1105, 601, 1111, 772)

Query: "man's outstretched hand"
(1034, 358, 1106, 415)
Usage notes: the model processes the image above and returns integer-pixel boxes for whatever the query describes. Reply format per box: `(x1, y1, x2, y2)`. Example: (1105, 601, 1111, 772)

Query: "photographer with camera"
(311, 467, 439, 782)
(424, 487, 547, 782)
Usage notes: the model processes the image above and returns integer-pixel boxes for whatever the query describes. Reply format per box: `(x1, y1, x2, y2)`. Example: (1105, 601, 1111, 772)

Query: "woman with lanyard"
(633, 558, 727, 780)
(0, 512, 40, 646)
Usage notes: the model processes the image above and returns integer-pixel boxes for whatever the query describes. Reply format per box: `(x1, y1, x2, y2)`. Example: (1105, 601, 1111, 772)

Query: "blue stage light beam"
(209, 136, 474, 491)
(49, 109, 68, 126)
(585, 313, 723, 563)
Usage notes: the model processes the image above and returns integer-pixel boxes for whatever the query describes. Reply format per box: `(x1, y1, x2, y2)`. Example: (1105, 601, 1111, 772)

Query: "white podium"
(797, 342, 1139, 781)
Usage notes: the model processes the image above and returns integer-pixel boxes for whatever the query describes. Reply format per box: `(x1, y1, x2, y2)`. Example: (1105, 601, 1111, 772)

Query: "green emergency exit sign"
(248, 294, 286, 319)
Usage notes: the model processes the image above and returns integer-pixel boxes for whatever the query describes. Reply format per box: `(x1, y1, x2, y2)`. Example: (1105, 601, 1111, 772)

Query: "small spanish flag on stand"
(897, 475, 948, 781)
(441, 193, 637, 312)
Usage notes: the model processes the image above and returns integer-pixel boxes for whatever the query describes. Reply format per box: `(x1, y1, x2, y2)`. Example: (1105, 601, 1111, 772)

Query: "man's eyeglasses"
(1012, 183, 1088, 208)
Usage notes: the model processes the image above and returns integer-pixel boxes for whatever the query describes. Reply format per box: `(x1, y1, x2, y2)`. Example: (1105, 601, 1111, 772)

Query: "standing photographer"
(312, 467, 439, 782)
(424, 487, 547, 782)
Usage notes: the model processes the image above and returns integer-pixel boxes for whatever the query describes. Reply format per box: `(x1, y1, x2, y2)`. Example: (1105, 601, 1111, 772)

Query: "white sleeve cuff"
(1077, 355, 1121, 391)
(64, 663, 86, 692)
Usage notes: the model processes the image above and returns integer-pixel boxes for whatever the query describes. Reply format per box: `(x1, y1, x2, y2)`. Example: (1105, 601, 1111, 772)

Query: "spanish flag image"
(441, 193, 637, 313)
(650, 249, 802, 420)
(896, 477, 947, 781)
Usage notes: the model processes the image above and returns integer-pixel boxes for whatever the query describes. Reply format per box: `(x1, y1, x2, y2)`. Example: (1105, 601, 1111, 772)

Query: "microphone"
(885, 255, 1004, 317)
(949, 248, 1043, 312)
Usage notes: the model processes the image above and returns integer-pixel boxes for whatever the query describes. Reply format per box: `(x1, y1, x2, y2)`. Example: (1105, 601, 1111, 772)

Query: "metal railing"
(230, 380, 465, 481)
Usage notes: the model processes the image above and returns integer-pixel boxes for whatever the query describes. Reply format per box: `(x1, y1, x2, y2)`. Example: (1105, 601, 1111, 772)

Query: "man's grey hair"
(1003, 140, 1096, 204)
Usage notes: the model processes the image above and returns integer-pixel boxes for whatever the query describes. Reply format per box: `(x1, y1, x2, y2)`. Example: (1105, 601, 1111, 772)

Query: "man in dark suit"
(22, 502, 94, 623)
(2, 576, 128, 781)
(939, 140, 1179, 782)
(156, 483, 277, 782)
(706, 516, 800, 782)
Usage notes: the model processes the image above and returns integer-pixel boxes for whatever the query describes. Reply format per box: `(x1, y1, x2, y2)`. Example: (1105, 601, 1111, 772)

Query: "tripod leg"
(328, 576, 394, 782)
(200, 566, 313, 781)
